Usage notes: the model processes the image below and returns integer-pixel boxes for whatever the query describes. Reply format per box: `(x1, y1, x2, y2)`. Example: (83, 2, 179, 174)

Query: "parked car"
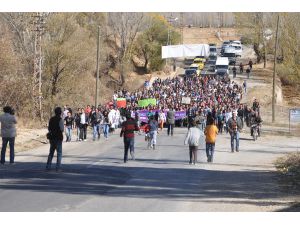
(185, 68, 197, 77)
(209, 46, 218, 57)
(194, 56, 206, 63)
(227, 40, 243, 57)
(232, 40, 242, 46)
(215, 57, 229, 76)
(193, 57, 205, 69)
(221, 44, 230, 55)
(208, 55, 217, 61)
(205, 59, 216, 72)
(223, 41, 231, 45)
(189, 63, 201, 76)
(222, 52, 236, 65)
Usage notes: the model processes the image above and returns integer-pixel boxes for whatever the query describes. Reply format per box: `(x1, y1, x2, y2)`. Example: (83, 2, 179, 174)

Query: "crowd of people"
(0, 68, 263, 169)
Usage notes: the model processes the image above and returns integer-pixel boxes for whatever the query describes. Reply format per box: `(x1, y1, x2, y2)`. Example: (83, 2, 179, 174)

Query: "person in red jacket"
(120, 112, 140, 163)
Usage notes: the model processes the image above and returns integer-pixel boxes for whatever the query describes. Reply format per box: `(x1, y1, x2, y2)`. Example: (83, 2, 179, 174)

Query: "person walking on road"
(217, 110, 225, 134)
(0, 106, 17, 165)
(232, 65, 237, 78)
(148, 115, 159, 150)
(204, 117, 218, 163)
(64, 111, 74, 142)
(158, 109, 166, 131)
(79, 108, 87, 141)
(239, 62, 244, 74)
(248, 59, 253, 70)
(252, 98, 260, 114)
(184, 120, 204, 165)
(120, 112, 139, 163)
(166, 107, 175, 136)
(46, 107, 64, 171)
(228, 111, 243, 153)
(108, 106, 117, 134)
(243, 80, 247, 94)
(237, 104, 245, 129)
(246, 67, 251, 79)
(74, 108, 81, 141)
(102, 108, 110, 140)
(91, 108, 102, 141)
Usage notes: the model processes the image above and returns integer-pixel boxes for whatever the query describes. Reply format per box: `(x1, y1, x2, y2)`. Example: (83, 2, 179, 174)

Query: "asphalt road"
(0, 127, 299, 212)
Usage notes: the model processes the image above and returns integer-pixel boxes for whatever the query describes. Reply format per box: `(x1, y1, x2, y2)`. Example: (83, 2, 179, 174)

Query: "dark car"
(205, 59, 216, 72)
(216, 68, 228, 76)
(208, 55, 217, 61)
(185, 68, 197, 77)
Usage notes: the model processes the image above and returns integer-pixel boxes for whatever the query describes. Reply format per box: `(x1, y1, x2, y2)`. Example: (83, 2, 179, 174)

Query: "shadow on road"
(0, 161, 295, 211)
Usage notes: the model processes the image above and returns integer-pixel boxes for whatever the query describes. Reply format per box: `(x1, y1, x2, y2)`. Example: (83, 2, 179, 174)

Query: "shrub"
(275, 152, 300, 184)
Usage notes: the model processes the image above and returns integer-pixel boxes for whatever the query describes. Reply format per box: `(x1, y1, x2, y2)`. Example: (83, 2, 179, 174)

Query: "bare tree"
(108, 12, 144, 85)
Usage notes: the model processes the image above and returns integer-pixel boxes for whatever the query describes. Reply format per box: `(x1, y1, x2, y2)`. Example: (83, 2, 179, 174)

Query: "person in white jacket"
(0, 106, 17, 165)
(108, 107, 117, 133)
(184, 120, 204, 165)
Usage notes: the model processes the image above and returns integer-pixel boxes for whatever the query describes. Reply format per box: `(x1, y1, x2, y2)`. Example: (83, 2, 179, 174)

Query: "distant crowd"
(1, 69, 263, 169)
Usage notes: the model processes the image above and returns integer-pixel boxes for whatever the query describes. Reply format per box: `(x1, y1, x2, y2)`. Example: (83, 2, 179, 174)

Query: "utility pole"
(32, 12, 45, 121)
(180, 12, 184, 44)
(272, 14, 280, 123)
(218, 12, 222, 35)
(95, 26, 101, 108)
(166, 15, 178, 67)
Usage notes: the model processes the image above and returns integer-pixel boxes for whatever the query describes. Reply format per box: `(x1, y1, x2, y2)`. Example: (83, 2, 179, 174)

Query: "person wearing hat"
(120, 112, 140, 163)
(46, 107, 64, 171)
(227, 111, 243, 152)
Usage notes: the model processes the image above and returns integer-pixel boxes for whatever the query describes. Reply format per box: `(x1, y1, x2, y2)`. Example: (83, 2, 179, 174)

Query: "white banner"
(182, 97, 191, 104)
(162, 44, 210, 59)
(290, 109, 300, 123)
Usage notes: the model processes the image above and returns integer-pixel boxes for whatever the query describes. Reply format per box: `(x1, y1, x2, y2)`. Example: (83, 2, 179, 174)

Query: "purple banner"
(132, 110, 186, 123)
(175, 111, 187, 120)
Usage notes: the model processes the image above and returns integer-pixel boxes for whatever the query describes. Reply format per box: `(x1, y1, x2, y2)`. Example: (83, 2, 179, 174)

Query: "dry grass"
(180, 27, 240, 45)
(15, 128, 48, 152)
(274, 152, 300, 190)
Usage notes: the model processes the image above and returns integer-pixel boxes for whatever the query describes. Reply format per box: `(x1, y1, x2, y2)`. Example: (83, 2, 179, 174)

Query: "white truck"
(215, 57, 229, 76)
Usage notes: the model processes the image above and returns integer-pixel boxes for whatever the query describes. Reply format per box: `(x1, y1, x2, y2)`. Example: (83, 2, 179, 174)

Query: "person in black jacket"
(74, 108, 81, 141)
(46, 107, 64, 171)
(64, 111, 74, 142)
(232, 65, 237, 78)
(91, 108, 102, 141)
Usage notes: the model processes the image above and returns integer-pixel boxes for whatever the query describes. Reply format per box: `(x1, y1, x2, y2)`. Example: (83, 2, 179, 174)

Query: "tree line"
(0, 13, 180, 121)
(234, 12, 300, 86)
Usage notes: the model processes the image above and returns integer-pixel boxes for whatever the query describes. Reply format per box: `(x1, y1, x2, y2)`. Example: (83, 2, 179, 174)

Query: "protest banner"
(182, 97, 191, 104)
(138, 98, 156, 107)
(116, 98, 126, 108)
